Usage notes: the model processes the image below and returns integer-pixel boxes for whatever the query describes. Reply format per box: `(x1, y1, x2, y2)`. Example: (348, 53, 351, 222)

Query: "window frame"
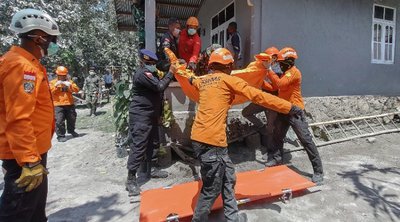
(371, 4, 396, 64)
(210, 1, 235, 46)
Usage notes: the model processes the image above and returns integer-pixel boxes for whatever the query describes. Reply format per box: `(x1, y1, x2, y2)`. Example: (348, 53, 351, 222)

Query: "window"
(372, 4, 396, 64)
(210, 2, 235, 46)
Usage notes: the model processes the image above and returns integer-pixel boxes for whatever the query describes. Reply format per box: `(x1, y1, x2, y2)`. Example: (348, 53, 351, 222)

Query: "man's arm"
(224, 75, 292, 114)
(3, 63, 41, 165)
(267, 69, 298, 90)
(136, 70, 174, 92)
(189, 35, 201, 63)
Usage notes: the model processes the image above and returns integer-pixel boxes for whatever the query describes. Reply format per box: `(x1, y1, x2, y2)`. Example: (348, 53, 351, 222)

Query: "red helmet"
(208, 48, 234, 65)
(56, 66, 68, 75)
(264, 47, 279, 56)
(277, 47, 298, 61)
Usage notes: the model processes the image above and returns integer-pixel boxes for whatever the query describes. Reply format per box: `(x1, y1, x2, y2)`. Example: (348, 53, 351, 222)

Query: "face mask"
(187, 28, 197, 36)
(145, 64, 157, 73)
(279, 62, 291, 73)
(47, 42, 59, 56)
(173, 28, 180, 37)
(271, 62, 283, 74)
(262, 61, 271, 69)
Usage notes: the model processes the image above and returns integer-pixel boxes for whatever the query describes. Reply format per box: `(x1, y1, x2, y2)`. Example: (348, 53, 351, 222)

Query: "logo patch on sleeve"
(23, 81, 35, 94)
(285, 72, 292, 77)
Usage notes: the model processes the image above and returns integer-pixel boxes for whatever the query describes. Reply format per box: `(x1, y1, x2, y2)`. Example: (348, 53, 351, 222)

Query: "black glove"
(289, 105, 303, 116)
(188, 62, 197, 71)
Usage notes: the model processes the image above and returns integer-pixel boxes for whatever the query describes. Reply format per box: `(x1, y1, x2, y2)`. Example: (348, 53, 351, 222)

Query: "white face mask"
(262, 61, 271, 69)
(173, 28, 180, 37)
(188, 28, 197, 35)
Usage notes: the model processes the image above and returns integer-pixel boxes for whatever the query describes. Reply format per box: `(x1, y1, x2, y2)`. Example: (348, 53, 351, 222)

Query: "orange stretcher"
(139, 165, 315, 222)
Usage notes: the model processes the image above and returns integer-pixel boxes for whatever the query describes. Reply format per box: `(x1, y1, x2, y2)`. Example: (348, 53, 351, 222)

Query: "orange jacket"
(0, 46, 54, 165)
(178, 29, 201, 63)
(191, 72, 292, 147)
(267, 66, 304, 109)
(50, 79, 80, 106)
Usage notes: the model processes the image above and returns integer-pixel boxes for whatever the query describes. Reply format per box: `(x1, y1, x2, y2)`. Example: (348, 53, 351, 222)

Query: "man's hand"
(187, 62, 197, 71)
(289, 105, 303, 116)
(15, 163, 48, 192)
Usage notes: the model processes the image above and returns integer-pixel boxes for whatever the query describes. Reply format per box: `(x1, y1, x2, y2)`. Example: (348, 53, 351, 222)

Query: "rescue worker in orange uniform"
(178, 16, 201, 71)
(263, 47, 324, 185)
(0, 8, 61, 221)
(242, 47, 281, 153)
(50, 66, 80, 142)
(180, 48, 302, 222)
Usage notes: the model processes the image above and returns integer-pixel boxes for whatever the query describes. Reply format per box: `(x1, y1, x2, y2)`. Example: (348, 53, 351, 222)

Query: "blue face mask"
(145, 64, 157, 73)
(47, 42, 59, 56)
(271, 62, 283, 74)
(188, 28, 197, 36)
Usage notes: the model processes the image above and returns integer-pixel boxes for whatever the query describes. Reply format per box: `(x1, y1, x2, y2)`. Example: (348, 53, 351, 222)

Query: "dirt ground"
(1, 103, 399, 222)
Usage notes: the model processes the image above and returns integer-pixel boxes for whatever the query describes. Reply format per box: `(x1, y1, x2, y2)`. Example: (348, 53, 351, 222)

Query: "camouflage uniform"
(84, 73, 101, 116)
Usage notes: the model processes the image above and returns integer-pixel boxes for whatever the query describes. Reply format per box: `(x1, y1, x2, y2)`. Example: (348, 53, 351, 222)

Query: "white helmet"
(9, 9, 61, 36)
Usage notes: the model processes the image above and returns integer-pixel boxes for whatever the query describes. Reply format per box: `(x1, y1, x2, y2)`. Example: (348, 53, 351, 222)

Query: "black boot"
(125, 170, 141, 196)
(146, 162, 168, 178)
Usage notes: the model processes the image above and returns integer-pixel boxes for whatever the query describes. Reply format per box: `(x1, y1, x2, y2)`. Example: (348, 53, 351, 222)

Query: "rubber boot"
(125, 170, 141, 196)
(146, 162, 168, 178)
(91, 106, 96, 117)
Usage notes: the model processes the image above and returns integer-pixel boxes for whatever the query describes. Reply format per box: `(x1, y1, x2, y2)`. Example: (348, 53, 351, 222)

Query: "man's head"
(186, 17, 199, 36)
(56, 66, 68, 80)
(227, 22, 237, 34)
(10, 9, 61, 59)
(208, 48, 234, 74)
(264, 46, 280, 62)
(277, 47, 298, 73)
(140, 49, 158, 65)
(168, 17, 181, 37)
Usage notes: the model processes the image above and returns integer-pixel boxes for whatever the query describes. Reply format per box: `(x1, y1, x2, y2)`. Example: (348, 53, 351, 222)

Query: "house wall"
(260, 0, 400, 96)
(197, 0, 252, 65)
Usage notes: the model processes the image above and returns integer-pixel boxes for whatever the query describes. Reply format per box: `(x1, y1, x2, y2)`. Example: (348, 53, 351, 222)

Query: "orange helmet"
(254, 53, 271, 61)
(56, 66, 68, 75)
(277, 47, 298, 61)
(186, 17, 199, 27)
(208, 48, 234, 65)
(264, 47, 279, 56)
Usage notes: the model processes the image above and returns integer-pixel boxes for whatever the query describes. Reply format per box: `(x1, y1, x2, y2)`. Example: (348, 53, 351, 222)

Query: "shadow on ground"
(338, 164, 400, 222)
(48, 193, 127, 222)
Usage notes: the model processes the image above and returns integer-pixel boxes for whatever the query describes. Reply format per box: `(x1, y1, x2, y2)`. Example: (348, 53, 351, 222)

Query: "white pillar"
(145, 0, 156, 51)
(250, 0, 261, 56)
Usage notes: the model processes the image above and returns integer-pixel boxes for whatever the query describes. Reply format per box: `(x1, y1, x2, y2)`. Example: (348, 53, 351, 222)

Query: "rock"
(366, 137, 376, 143)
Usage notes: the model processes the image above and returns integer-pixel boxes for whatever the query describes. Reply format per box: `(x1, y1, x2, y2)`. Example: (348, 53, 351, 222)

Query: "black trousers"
(242, 103, 277, 151)
(55, 105, 77, 137)
(270, 111, 323, 174)
(0, 154, 48, 222)
(191, 141, 239, 222)
(127, 116, 159, 172)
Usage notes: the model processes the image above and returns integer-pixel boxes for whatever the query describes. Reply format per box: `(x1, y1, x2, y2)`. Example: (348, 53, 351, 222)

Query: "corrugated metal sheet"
(113, 0, 204, 32)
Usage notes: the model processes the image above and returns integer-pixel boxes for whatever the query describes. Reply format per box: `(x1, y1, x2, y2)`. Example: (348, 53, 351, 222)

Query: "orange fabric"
(267, 66, 304, 109)
(191, 72, 292, 147)
(50, 79, 80, 106)
(0, 46, 54, 165)
(178, 29, 201, 63)
(139, 165, 315, 222)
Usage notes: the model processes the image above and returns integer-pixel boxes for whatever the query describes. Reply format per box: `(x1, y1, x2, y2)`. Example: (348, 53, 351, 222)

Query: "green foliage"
(113, 80, 132, 133)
